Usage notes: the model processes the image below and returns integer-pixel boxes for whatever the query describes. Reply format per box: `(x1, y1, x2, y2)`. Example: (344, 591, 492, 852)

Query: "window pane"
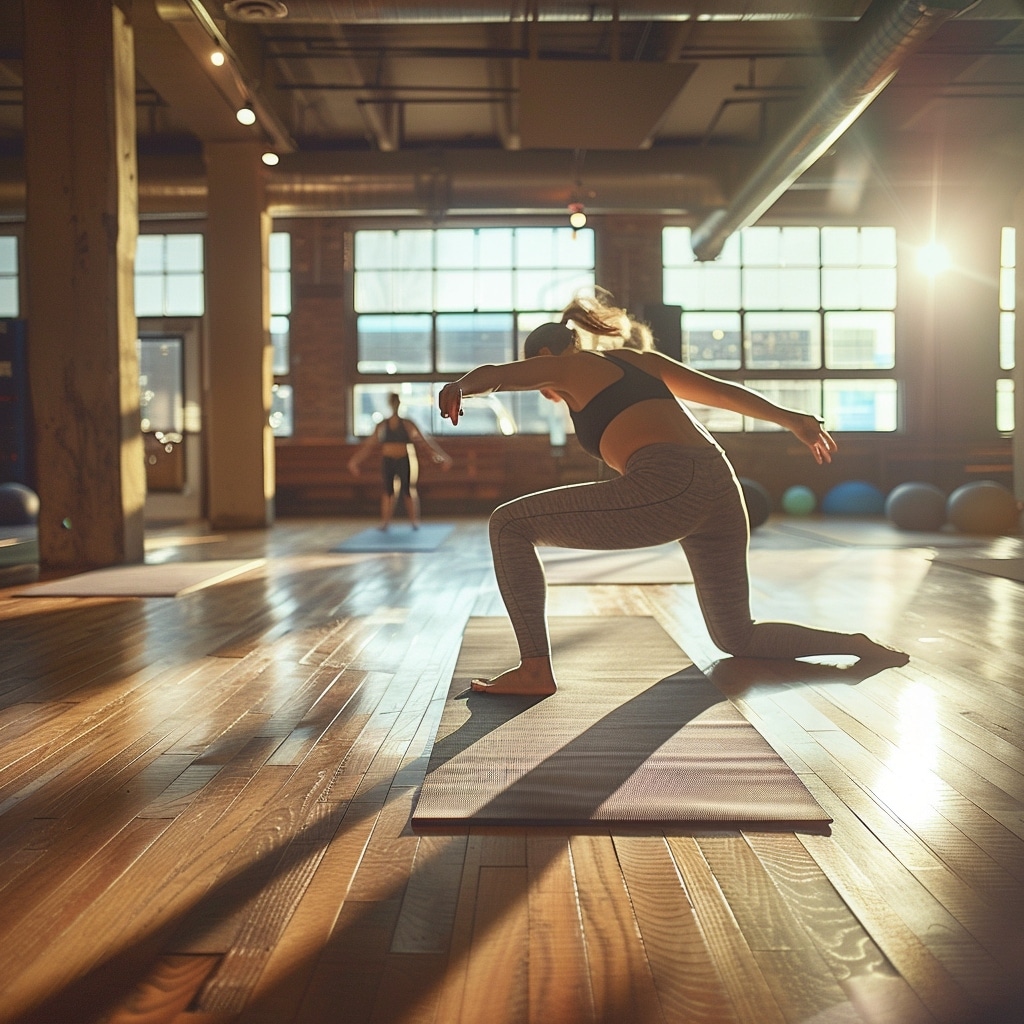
(742, 268, 780, 310)
(271, 315, 290, 376)
(139, 337, 184, 433)
(136, 235, 164, 273)
(702, 265, 742, 309)
(1001, 226, 1016, 269)
(269, 232, 290, 271)
(1000, 311, 1015, 371)
(663, 226, 693, 265)
(996, 378, 1014, 433)
(821, 267, 860, 310)
(859, 227, 897, 266)
(435, 269, 476, 311)
(352, 383, 435, 437)
(357, 314, 432, 373)
(742, 227, 781, 266)
(743, 380, 821, 431)
(165, 234, 203, 272)
(779, 267, 820, 309)
(354, 269, 391, 312)
(825, 311, 895, 369)
(663, 266, 704, 310)
(515, 228, 555, 268)
(270, 269, 291, 316)
(686, 402, 743, 433)
(392, 270, 433, 311)
(859, 268, 897, 309)
(823, 379, 898, 431)
(0, 235, 17, 273)
(476, 270, 514, 310)
(437, 312, 513, 372)
(555, 227, 594, 267)
(0, 276, 17, 317)
(745, 312, 821, 369)
(270, 384, 293, 437)
(682, 311, 741, 369)
(1000, 267, 1015, 311)
(478, 228, 514, 267)
(135, 276, 164, 317)
(516, 269, 594, 311)
(436, 229, 476, 268)
(780, 226, 820, 265)
(165, 273, 204, 316)
(355, 230, 393, 269)
(394, 230, 433, 268)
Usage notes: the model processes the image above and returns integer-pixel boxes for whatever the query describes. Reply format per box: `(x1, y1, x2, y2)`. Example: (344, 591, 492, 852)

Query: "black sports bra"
(379, 418, 411, 444)
(568, 352, 675, 459)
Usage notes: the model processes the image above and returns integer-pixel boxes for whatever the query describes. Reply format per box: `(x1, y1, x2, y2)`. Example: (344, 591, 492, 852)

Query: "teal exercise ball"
(822, 480, 885, 517)
(739, 478, 771, 529)
(781, 485, 816, 516)
(885, 482, 947, 532)
(947, 481, 1020, 535)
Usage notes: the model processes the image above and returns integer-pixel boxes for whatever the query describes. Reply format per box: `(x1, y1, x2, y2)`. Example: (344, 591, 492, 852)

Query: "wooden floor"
(1, 516, 1023, 1024)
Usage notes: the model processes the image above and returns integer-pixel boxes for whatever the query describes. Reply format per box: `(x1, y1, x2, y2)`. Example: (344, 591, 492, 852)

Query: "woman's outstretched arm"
(438, 356, 568, 425)
(640, 350, 838, 464)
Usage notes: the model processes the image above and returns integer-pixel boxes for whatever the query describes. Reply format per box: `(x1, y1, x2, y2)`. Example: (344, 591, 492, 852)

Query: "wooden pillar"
(204, 142, 274, 529)
(1014, 189, 1023, 502)
(23, 0, 145, 571)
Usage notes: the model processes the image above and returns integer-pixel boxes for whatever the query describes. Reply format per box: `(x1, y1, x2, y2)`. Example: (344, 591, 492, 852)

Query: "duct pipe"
(689, 0, 977, 262)
(221, 0, 868, 24)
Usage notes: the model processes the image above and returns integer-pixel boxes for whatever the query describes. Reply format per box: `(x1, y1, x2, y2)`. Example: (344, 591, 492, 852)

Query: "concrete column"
(204, 142, 274, 529)
(23, 0, 145, 571)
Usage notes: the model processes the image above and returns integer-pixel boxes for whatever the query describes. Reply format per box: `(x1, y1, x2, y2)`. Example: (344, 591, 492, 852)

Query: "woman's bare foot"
(471, 656, 557, 696)
(850, 633, 910, 667)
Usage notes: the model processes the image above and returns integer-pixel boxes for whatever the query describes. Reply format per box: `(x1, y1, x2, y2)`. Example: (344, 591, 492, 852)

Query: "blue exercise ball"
(782, 484, 816, 516)
(821, 480, 885, 517)
(885, 482, 947, 532)
(946, 481, 1020, 535)
(0, 482, 40, 525)
(739, 477, 771, 529)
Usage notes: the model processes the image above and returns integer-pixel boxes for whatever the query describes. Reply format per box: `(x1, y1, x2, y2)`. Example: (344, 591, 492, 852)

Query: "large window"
(135, 234, 204, 317)
(0, 236, 17, 317)
(268, 231, 293, 437)
(998, 226, 1015, 434)
(663, 225, 898, 432)
(353, 226, 594, 435)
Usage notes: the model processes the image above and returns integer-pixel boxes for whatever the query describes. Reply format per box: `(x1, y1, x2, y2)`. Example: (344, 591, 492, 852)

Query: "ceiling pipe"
(688, 0, 979, 262)
(221, 0, 870, 24)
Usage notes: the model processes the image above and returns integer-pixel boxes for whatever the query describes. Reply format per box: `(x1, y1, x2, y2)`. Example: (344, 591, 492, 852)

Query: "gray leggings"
(489, 442, 865, 661)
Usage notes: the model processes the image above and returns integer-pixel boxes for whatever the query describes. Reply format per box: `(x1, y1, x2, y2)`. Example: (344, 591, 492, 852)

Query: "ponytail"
(560, 295, 630, 342)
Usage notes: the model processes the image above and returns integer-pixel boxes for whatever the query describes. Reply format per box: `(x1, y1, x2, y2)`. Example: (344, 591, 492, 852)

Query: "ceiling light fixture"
(261, 151, 280, 166)
(568, 202, 587, 231)
(235, 102, 257, 126)
(210, 50, 226, 67)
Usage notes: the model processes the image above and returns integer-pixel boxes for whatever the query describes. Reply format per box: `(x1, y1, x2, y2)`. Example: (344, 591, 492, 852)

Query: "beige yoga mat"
(413, 616, 830, 830)
(774, 517, 981, 548)
(14, 559, 265, 598)
(540, 544, 693, 585)
(932, 555, 1024, 583)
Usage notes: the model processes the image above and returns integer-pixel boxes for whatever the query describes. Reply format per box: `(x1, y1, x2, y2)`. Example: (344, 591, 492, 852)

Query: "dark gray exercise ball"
(739, 477, 771, 529)
(0, 482, 40, 525)
(884, 482, 947, 532)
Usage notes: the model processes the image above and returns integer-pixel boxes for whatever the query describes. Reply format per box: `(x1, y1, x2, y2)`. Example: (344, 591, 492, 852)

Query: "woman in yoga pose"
(438, 295, 908, 695)
(349, 391, 452, 529)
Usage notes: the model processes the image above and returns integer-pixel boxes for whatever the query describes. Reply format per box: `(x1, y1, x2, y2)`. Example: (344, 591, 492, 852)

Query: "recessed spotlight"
(236, 102, 257, 126)
(210, 50, 226, 67)
(261, 151, 280, 166)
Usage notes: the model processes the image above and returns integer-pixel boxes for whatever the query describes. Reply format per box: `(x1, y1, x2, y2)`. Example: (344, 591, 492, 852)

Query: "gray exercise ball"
(884, 482, 947, 532)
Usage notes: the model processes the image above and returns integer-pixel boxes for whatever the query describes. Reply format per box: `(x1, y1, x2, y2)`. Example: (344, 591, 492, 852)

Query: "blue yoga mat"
(331, 522, 455, 553)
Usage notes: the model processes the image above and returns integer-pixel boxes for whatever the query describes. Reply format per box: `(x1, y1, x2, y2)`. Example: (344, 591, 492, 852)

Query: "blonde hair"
(560, 294, 630, 344)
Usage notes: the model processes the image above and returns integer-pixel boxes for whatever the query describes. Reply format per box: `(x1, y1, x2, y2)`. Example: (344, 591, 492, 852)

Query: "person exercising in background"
(348, 392, 453, 530)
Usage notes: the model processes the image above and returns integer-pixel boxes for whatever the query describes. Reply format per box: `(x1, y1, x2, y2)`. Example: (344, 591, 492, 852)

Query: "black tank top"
(379, 417, 411, 444)
(568, 352, 675, 459)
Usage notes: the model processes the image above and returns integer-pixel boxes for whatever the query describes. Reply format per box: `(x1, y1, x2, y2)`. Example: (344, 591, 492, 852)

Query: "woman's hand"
(438, 384, 463, 426)
(791, 413, 838, 465)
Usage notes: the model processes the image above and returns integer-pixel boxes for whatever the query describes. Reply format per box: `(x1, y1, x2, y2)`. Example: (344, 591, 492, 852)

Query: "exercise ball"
(0, 482, 40, 525)
(821, 480, 885, 517)
(946, 481, 1020, 535)
(782, 484, 816, 516)
(885, 482, 947, 532)
(739, 478, 771, 529)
